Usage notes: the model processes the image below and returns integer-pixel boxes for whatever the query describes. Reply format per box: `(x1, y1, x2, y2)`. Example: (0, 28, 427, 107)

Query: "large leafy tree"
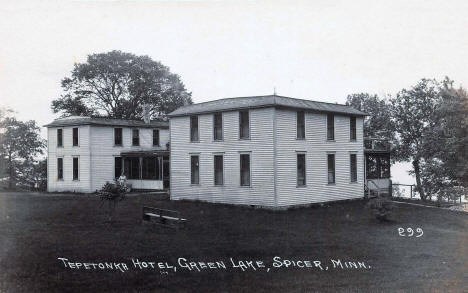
(0, 117, 45, 189)
(390, 79, 441, 201)
(51, 50, 192, 119)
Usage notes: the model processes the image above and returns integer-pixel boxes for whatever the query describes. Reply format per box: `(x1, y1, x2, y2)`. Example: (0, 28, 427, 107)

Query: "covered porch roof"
(121, 150, 170, 157)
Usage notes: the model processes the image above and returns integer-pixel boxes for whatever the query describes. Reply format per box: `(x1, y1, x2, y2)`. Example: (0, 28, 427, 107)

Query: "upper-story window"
(190, 116, 199, 142)
(114, 128, 123, 146)
(239, 110, 250, 139)
(72, 127, 79, 146)
(132, 129, 140, 146)
(327, 114, 335, 141)
(153, 129, 160, 146)
(213, 113, 223, 141)
(350, 116, 357, 141)
(297, 111, 305, 139)
(57, 129, 63, 147)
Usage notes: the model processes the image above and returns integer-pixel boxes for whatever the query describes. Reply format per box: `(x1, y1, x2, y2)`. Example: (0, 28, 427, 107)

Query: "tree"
(0, 117, 45, 189)
(51, 50, 192, 119)
(390, 79, 441, 201)
(346, 93, 395, 140)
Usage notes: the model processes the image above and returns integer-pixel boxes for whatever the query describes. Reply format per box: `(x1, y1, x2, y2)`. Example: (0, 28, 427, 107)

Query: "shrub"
(367, 196, 395, 221)
(98, 181, 127, 222)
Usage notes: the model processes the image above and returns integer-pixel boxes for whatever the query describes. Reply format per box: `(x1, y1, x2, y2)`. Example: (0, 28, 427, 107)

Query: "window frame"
(350, 153, 358, 183)
(213, 113, 223, 141)
(327, 113, 335, 141)
(296, 152, 306, 187)
(190, 116, 199, 142)
(72, 127, 79, 147)
(190, 154, 200, 185)
(114, 156, 123, 179)
(296, 111, 306, 140)
(327, 153, 336, 184)
(57, 157, 63, 180)
(114, 128, 123, 146)
(213, 154, 224, 186)
(72, 156, 79, 181)
(57, 128, 63, 148)
(240, 152, 251, 187)
(350, 116, 357, 141)
(153, 129, 160, 146)
(239, 110, 250, 140)
(132, 129, 140, 146)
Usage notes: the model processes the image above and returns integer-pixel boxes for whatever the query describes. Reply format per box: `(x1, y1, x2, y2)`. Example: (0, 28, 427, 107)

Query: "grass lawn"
(0, 192, 467, 292)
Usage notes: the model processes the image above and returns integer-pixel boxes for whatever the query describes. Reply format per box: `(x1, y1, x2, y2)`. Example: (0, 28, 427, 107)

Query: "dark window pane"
(350, 154, 357, 182)
(57, 158, 63, 180)
(214, 155, 223, 185)
(114, 128, 122, 146)
(72, 128, 79, 146)
(190, 116, 199, 142)
(297, 154, 306, 186)
(73, 157, 79, 180)
(142, 157, 158, 180)
(297, 111, 305, 139)
(132, 129, 139, 146)
(115, 157, 122, 179)
(240, 154, 250, 186)
(350, 117, 356, 140)
(57, 129, 63, 147)
(327, 114, 334, 140)
(191, 156, 199, 184)
(152, 129, 160, 146)
(214, 113, 223, 141)
(124, 157, 140, 179)
(328, 154, 335, 184)
(239, 111, 250, 139)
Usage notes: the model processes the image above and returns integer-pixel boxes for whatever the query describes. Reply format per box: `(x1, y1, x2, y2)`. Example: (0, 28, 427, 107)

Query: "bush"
(367, 197, 395, 221)
(97, 181, 127, 222)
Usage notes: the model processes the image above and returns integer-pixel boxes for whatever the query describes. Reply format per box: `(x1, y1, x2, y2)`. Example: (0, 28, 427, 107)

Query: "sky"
(1, 0, 468, 185)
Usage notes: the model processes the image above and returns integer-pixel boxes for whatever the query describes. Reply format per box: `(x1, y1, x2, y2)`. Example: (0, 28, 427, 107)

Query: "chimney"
(142, 104, 151, 124)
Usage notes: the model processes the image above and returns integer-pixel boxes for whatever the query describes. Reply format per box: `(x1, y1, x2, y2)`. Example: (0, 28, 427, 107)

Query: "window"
(297, 111, 305, 139)
(190, 155, 199, 185)
(240, 153, 251, 186)
(213, 113, 223, 141)
(239, 110, 250, 139)
(114, 157, 122, 179)
(297, 153, 306, 186)
(214, 155, 223, 185)
(350, 154, 357, 182)
(190, 116, 199, 142)
(132, 129, 139, 146)
(73, 157, 79, 180)
(350, 117, 356, 141)
(327, 114, 334, 140)
(72, 128, 79, 146)
(153, 129, 160, 146)
(57, 158, 63, 180)
(142, 157, 161, 180)
(57, 129, 63, 147)
(114, 128, 123, 146)
(124, 157, 140, 179)
(327, 154, 335, 184)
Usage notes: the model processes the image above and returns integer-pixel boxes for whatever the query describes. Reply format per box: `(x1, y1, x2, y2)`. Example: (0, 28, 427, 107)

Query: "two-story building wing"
(168, 95, 367, 208)
(45, 116, 169, 193)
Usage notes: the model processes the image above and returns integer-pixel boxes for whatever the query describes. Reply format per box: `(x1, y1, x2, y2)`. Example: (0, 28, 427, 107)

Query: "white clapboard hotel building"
(46, 95, 390, 208)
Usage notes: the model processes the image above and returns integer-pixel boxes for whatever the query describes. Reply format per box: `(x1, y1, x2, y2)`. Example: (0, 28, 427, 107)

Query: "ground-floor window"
(214, 155, 223, 185)
(115, 157, 122, 179)
(191, 155, 199, 185)
(142, 156, 161, 180)
(327, 154, 335, 184)
(350, 154, 357, 182)
(72, 157, 79, 181)
(124, 157, 140, 179)
(57, 158, 63, 180)
(240, 153, 251, 186)
(297, 153, 306, 186)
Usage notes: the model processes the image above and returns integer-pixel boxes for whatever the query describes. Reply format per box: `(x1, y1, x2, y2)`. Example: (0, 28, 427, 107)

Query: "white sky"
(1, 0, 468, 185)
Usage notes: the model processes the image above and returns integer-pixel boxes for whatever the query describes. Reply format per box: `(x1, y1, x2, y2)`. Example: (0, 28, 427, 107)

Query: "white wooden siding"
(170, 108, 276, 206)
(275, 108, 364, 206)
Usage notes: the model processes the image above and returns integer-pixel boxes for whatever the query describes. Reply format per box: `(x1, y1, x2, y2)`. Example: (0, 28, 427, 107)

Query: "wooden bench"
(142, 206, 187, 229)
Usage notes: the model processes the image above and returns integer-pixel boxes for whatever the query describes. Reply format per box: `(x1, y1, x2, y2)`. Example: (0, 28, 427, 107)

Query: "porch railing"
(364, 138, 391, 152)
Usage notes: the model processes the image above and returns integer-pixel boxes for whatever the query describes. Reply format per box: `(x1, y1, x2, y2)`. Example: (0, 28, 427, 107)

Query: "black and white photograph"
(0, 0, 467, 292)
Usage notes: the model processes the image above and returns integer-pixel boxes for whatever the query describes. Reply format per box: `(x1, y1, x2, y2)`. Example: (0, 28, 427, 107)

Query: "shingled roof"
(44, 116, 169, 128)
(168, 95, 367, 117)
